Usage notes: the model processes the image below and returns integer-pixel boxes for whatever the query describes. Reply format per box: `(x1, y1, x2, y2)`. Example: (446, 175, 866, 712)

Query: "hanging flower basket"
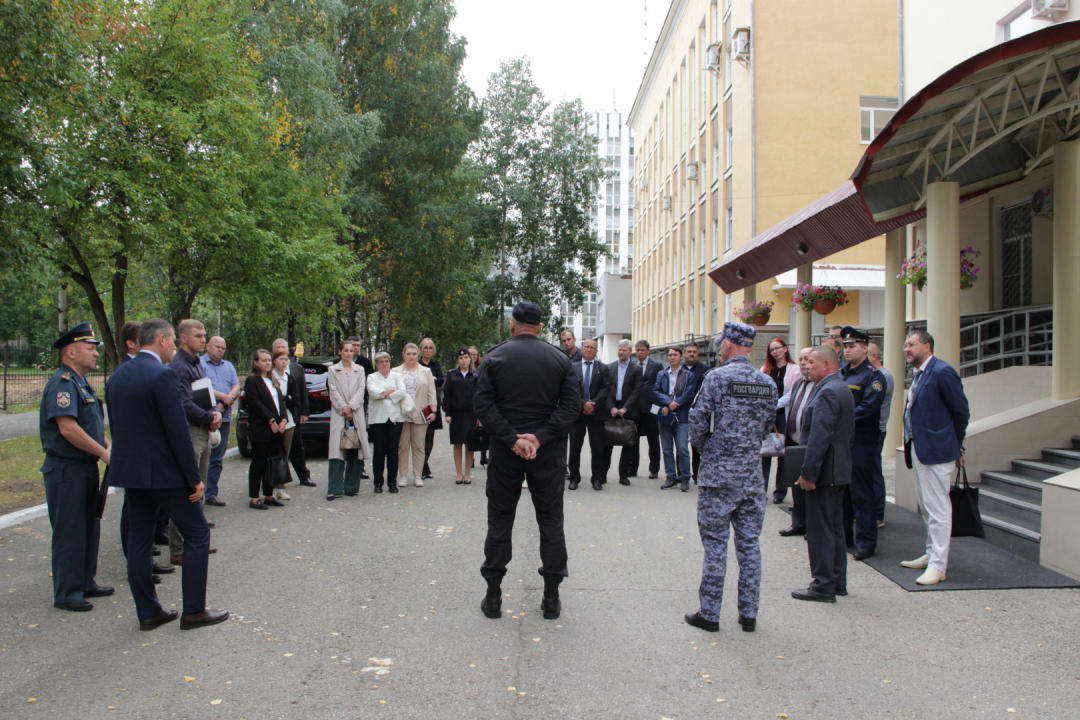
(792, 284, 848, 314)
(897, 243, 982, 291)
(734, 300, 774, 326)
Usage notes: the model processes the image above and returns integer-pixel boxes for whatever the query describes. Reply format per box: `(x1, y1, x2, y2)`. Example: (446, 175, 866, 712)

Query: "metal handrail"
(907, 305, 1053, 378)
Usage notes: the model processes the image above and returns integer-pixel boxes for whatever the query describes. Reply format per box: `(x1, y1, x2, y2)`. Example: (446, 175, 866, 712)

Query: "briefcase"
(779, 445, 834, 487)
(950, 467, 985, 538)
(603, 417, 638, 447)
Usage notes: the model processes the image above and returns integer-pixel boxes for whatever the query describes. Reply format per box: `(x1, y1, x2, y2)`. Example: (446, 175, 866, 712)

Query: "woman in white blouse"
(327, 340, 370, 502)
(392, 343, 438, 487)
(270, 348, 299, 501)
(242, 349, 287, 510)
(367, 352, 407, 493)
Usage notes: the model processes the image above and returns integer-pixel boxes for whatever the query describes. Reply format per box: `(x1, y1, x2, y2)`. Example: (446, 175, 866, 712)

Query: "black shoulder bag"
(950, 466, 984, 538)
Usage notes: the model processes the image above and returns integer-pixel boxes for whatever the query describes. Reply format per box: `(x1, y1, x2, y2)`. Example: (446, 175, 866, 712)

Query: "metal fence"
(1, 344, 111, 413)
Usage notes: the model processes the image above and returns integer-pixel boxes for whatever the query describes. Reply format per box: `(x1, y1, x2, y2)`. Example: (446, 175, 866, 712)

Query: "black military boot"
(481, 579, 502, 619)
(541, 575, 561, 620)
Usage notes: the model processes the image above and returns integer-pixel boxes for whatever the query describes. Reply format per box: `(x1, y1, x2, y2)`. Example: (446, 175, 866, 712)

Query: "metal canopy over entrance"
(711, 21, 1080, 294)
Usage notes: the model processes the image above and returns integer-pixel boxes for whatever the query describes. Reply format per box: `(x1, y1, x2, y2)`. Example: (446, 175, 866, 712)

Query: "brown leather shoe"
(208, 547, 217, 554)
(180, 609, 229, 630)
(170, 555, 183, 566)
(140, 609, 179, 631)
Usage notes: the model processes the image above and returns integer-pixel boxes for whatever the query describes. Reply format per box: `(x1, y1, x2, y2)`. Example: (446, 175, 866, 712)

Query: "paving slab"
(1, 442, 1078, 719)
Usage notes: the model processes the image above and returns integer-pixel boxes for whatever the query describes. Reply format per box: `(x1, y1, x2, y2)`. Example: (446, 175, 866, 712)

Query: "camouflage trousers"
(697, 486, 766, 622)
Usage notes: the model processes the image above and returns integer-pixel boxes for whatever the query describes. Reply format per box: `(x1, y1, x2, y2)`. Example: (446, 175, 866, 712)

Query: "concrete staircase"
(979, 436, 1080, 563)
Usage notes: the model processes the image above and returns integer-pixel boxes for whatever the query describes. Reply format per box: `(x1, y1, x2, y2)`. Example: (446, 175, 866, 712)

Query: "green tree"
(474, 59, 606, 337)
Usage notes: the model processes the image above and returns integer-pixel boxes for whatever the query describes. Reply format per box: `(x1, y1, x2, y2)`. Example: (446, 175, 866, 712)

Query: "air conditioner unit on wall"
(662, 196, 672, 211)
(731, 28, 750, 65)
(686, 162, 699, 181)
(1032, 187, 1053, 217)
(704, 42, 723, 72)
(1033, 0, 1068, 19)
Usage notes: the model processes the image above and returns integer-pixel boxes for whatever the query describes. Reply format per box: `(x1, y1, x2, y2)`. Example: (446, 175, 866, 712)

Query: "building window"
(724, 15, 732, 92)
(1001, 201, 1033, 309)
(712, 190, 720, 257)
(724, 176, 733, 251)
(1000, 5, 1034, 42)
(860, 96, 898, 144)
(724, 293, 732, 325)
(725, 97, 733, 168)
(582, 292, 597, 338)
(700, 298, 706, 334)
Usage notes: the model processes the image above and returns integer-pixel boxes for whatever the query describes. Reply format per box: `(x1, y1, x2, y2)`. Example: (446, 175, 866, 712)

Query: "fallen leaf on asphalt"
(27, 624, 39, 628)
(777, 715, 789, 719)
(108, 706, 115, 710)
(717, 698, 725, 702)
(283, 653, 294, 657)
(1007, 710, 1016, 714)
(710, 642, 718, 646)
(379, 700, 387, 704)
(517, 692, 526, 696)
(507, 686, 516, 692)
(469, 664, 476, 668)
(210, 699, 222, 705)
(368, 658, 394, 666)
(27, 698, 36, 703)
(883, 680, 892, 683)
(184, 677, 195, 682)
(532, 638, 540, 642)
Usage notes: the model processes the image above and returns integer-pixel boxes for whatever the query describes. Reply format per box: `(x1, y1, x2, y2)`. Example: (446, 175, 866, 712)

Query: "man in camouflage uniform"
(684, 322, 777, 634)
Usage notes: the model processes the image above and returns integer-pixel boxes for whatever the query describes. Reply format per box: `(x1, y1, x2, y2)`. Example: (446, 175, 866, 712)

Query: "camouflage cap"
(719, 321, 756, 348)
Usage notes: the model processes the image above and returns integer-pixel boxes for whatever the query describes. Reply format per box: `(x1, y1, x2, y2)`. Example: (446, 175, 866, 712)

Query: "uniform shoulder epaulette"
(61, 372, 72, 381)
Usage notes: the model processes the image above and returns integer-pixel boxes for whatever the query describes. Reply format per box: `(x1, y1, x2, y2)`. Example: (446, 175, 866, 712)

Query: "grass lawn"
(0, 428, 237, 516)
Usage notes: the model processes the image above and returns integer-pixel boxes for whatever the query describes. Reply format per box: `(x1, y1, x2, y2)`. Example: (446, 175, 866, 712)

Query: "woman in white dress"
(327, 339, 370, 501)
(367, 352, 406, 493)
(392, 343, 438, 487)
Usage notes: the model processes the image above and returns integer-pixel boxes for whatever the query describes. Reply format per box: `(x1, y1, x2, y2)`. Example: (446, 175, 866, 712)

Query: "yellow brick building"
(628, 0, 897, 349)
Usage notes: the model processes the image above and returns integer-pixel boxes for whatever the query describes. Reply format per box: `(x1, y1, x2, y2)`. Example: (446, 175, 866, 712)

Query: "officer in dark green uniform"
(39, 322, 114, 612)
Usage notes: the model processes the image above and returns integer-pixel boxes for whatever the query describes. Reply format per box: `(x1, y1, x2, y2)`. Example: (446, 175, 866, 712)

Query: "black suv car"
(236, 357, 337, 458)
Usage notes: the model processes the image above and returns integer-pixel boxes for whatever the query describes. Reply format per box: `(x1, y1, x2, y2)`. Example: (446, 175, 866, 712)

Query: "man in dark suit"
(682, 342, 710, 483)
(630, 340, 663, 479)
(791, 345, 854, 603)
(900, 329, 970, 586)
(568, 338, 610, 491)
(560, 329, 583, 363)
(778, 347, 814, 537)
(603, 339, 642, 485)
(106, 318, 229, 631)
(273, 338, 314, 486)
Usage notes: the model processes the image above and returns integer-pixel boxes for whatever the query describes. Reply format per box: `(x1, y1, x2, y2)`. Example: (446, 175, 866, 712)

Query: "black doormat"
(848, 504, 1080, 592)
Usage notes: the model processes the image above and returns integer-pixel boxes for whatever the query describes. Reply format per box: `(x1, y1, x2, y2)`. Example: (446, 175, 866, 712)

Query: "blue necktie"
(583, 362, 592, 403)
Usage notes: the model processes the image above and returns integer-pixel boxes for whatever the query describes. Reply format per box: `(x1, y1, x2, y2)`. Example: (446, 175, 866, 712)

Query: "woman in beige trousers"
(393, 344, 437, 487)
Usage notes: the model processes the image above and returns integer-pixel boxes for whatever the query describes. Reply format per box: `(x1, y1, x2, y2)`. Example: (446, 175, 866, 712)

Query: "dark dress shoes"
(206, 521, 216, 528)
(854, 548, 875, 561)
(480, 596, 501, 619)
(299, 478, 317, 487)
(180, 609, 230, 630)
(204, 496, 226, 507)
(568, 481, 579, 490)
(84, 585, 114, 598)
(836, 587, 849, 596)
(264, 497, 285, 507)
(738, 615, 756, 632)
(360, 471, 370, 480)
(660, 479, 679, 489)
(151, 547, 161, 556)
(55, 600, 94, 612)
(680, 480, 690, 492)
(648, 472, 659, 479)
(388, 485, 399, 493)
(140, 609, 179, 631)
(344, 492, 356, 497)
(249, 499, 268, 510)
(591, 480, 603, 491)
(772, 495, 786, 504)
(153, 574, 162, 585)
(778, 525, 806, 537)
(541, 596, 561, 620)
(153, 561, 175, 574)
(327, 494, 337, 500)
(170, 555, 184, 566)
(791, 588, 837, 603)
(619, 478, 631, 486)
(684, 612, 719, 632)
(373, 486, 383, 494)
(209, 547, 217, 554)
(154, 533, 170, 546)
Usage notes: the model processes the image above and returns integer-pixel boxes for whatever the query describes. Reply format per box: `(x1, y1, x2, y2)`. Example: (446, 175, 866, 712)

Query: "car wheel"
(238, 433, 252, 458)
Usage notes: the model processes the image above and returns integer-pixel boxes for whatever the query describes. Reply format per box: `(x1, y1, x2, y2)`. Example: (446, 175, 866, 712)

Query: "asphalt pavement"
(0, 412, 42, 442)
(2, 442, 1078, 719)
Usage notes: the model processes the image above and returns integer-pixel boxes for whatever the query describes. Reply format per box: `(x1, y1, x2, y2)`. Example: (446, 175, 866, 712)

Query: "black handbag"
(469, 423, 490, 452)
(950, 466, 984, 538)
(265, 437, 290, 488)
(603, 417, 638, 446)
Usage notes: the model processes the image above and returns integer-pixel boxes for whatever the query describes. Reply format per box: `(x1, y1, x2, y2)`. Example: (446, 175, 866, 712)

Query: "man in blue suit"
(900, 329, 970, 586)
(652, 346, 698, 492)
(105, 318, 230, 631)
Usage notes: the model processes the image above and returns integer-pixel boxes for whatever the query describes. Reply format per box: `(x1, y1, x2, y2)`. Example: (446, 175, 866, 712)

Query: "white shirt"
(272, 370, 295, 428)
(139, 349, 162, 363)
(262, 377, 280, 414)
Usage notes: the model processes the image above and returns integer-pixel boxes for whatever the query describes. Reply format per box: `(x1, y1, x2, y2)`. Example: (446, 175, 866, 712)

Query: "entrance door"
(1000, 202, 1033, 309)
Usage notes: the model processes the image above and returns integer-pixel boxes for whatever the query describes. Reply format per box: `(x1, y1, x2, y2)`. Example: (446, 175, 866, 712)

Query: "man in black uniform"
(839, 326, 885, 560)
(39, 322, 114, 611)
(474, 302, 580, 621)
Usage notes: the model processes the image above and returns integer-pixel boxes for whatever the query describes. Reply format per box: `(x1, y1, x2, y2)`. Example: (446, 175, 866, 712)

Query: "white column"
(925, 182, 961, 369)
(883, 228, 907, 455)
(1053, 141, 1080, 401)
(795, 263, 812, 352)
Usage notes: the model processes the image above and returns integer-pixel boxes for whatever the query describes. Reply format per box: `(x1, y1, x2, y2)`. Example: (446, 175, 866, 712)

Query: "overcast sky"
(450, 0, 672, 112)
